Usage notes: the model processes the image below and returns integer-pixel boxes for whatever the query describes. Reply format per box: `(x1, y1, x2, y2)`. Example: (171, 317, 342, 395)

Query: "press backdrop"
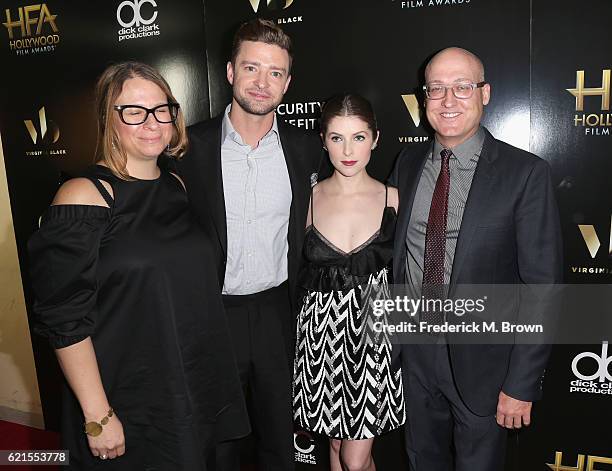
(0, 1, 610, 469)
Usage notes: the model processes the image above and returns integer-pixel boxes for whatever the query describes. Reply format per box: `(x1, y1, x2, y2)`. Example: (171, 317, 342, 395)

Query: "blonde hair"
(94, 61, 188, 180)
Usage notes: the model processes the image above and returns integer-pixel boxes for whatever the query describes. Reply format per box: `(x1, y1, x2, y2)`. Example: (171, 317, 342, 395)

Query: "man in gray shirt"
(390, 47, 562, 470)
(179, 19, 322, 471)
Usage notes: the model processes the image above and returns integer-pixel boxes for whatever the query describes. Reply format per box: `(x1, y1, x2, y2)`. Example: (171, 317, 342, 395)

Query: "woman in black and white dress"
(293, 93, 405, 471)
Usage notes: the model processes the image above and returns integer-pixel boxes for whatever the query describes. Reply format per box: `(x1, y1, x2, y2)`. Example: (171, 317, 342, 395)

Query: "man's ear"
(283, 74, 292, 94)
(227, 61, 234, 86)
(482, 83, 491, 106)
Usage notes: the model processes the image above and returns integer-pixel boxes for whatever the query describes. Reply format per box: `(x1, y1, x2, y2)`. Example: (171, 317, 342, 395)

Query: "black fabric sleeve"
(28, 204, 110, 349)
(502, 159, 563, 401)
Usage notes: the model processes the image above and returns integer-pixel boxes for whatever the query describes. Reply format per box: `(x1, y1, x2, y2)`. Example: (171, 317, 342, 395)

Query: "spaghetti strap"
(309, 185, 315, 227)
(85, 176, 114, 209)
(378, 185, 389, 232)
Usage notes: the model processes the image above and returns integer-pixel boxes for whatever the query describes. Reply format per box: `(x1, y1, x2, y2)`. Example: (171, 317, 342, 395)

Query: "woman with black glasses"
(28, 62, 248, 470)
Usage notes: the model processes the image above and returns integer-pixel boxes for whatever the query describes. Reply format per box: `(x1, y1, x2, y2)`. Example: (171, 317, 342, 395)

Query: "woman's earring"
(323, 145, 328, 151)
(166, 143, 170, 153)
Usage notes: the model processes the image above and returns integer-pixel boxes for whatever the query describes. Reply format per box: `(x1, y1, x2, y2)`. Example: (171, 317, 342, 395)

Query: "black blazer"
(390, 128, 563, 416)
(177, 115, 324, 308)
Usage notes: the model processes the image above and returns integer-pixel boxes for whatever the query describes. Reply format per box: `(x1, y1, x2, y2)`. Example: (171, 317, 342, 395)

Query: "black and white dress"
(293, 187, 405, 440)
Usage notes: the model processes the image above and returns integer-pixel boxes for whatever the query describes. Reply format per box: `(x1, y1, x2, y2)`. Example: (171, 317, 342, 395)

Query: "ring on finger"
(100, 454, 108, 460)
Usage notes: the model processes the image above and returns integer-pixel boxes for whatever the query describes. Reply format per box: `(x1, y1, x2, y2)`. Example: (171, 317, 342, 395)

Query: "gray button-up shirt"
(405, 127, 485, 297)
(221, 105, 292, 295)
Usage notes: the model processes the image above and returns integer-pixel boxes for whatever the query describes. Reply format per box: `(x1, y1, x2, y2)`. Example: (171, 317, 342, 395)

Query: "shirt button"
(246, 280, 251, 285)
(247, 220, 252, 224)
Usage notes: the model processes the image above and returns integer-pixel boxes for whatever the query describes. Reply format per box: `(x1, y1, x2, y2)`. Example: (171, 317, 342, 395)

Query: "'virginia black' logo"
(24, 107, 60, 145)
(247, 0, 293, 13)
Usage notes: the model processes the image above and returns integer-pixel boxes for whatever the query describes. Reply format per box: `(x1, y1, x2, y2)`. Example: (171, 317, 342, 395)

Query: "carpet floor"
(0, 420, 61, 470)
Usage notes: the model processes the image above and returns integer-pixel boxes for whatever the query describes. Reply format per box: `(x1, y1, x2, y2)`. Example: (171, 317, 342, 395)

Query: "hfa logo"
(546, 451, 612, 471)
(3, 3, 60, 55)
(578, 216, 612, 258)
(567, 70, 610, 112)
(2, 3, 58, 39)
(567, 69, 612, 134)
(247, 0, 293, 13)
(24, 107, 60, 145)
(401, 94, 421, 127)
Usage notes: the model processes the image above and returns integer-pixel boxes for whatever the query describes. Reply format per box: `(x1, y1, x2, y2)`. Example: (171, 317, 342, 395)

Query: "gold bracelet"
(84, 408, 114, 437)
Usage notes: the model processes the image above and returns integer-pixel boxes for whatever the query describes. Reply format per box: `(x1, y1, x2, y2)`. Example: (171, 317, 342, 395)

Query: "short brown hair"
(231, 18, 293, 71)
(94, 61, 188, 180)
(320, 93, 378, 136)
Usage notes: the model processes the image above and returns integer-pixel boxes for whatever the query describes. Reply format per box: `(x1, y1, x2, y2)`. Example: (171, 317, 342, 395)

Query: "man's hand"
(496, 391, 532, 429)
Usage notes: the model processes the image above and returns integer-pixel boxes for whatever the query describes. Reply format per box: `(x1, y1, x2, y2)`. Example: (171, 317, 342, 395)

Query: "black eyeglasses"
(423, 81, 487, 100)
(113, 103, 180, 125)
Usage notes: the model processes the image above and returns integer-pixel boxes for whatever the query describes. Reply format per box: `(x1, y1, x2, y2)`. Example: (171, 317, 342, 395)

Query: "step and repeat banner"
(0, 0, 610, 470)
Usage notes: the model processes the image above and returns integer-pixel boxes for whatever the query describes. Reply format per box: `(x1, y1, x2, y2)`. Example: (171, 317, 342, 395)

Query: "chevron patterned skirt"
(293, 268, 405, 439)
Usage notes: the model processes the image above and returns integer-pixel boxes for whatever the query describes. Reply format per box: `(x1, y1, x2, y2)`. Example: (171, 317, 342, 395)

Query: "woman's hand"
(87, 413, 126, 460)
(54, 339, 125, 460)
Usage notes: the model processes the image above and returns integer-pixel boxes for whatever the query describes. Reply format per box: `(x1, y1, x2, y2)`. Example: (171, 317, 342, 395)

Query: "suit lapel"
(278, 121, 308, 249)
(201, 123, 228, 257)
(393, 148, 428, 280)
(449, 131, 498, 289)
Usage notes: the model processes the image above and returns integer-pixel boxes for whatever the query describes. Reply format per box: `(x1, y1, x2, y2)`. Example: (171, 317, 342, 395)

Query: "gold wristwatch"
(84, 408, 114, 437)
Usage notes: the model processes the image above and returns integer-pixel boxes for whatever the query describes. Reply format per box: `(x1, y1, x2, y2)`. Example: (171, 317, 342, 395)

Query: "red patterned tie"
(421, 148, 451, 323)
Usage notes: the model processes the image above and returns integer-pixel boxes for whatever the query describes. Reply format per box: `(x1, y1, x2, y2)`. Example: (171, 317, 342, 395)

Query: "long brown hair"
(95, 61, 188, 179)
(320, 93, 378, 137)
